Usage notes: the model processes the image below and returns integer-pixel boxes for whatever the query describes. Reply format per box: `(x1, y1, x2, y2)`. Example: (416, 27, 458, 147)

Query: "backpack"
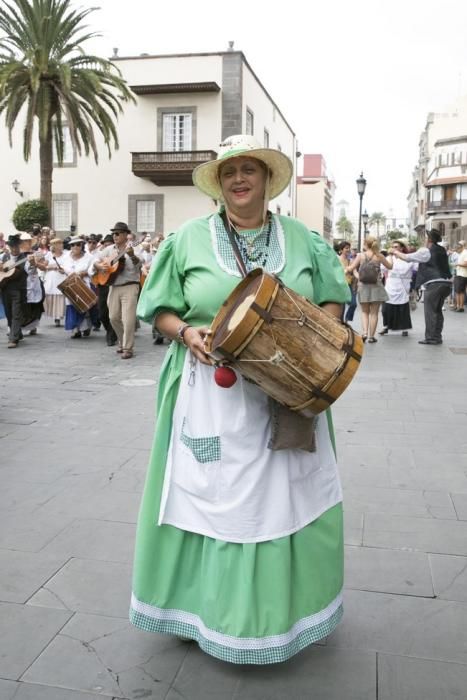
(359, 255, 380, 284)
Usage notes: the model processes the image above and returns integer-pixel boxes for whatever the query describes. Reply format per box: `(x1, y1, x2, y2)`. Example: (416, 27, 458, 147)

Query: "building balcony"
(132, 150, 217, 186)
(426, 199, 467, 212)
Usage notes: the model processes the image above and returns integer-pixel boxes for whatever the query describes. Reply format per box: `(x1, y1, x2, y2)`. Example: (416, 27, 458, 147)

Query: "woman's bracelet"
(176, 323, 192, 346)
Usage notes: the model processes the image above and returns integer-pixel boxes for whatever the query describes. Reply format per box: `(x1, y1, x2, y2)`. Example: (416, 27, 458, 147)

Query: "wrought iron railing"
(132, 150, 217, 167)
(427, 199, 467, 211)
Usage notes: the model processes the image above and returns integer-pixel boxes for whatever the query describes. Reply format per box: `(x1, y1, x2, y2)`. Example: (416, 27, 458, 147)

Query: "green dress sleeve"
(308, 230, 351, 305)
(136, 233, 189, 324)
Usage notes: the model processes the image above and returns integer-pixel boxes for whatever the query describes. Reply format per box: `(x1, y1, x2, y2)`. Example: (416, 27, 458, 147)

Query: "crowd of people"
(0, 223, 165, 356)
(336, 233, 467, 345)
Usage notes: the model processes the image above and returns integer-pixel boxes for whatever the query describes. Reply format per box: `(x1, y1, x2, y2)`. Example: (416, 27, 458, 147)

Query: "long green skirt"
(130, 350, 344, 665)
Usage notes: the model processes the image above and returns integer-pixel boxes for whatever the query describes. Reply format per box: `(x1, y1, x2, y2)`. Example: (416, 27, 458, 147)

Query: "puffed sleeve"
(308, 231, 350, 305)
(137, 232, 188, 324)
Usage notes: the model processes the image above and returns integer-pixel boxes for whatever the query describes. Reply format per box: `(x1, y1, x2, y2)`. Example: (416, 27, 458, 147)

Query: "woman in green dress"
(130, 134, 350, 664)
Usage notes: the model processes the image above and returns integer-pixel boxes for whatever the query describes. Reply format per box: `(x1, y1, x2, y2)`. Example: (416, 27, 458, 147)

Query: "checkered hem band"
(129, 591, 343, 665)
(180, 418, 221, 463)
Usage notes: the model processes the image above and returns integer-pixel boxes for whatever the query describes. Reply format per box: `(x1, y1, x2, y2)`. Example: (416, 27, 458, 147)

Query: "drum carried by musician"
(60, 237, 97, 338)
(131, 134, 363, 665)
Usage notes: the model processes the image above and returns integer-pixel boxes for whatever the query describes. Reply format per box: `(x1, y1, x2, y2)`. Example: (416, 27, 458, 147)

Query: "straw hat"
(393, 238, 409, 248)
(192, 134, 293, 201)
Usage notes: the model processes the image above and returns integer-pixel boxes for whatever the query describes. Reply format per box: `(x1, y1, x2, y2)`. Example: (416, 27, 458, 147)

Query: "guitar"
(0, 256, 28, 289)
(91, 245, 134, 287)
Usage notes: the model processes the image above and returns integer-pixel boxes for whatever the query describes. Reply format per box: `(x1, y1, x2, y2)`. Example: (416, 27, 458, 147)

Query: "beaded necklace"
(227, 214, 272, 268)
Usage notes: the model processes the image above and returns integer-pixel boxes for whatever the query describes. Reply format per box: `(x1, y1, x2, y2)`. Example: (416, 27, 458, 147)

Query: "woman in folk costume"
(379, 238, 416, 337)
(62, 237, 94, 338)
(130, 135, 350, 664)
(43, 237, 67, 326)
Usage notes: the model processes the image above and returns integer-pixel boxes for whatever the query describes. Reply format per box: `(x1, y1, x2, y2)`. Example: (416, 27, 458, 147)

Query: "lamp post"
(362, 209, 369, 236)
(356, 172, 367, 251)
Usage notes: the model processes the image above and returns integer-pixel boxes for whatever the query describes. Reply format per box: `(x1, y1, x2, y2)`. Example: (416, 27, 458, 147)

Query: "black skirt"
(381, 302, 412, 331)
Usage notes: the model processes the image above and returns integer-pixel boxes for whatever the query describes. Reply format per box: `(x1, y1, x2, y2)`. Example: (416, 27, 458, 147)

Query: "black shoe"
(54, 319, 61, 327)
(418, 339, 442, 345)
(71, 331, 82, 339)
(154, 335, 164, 345)
(402, 331, 409, 337)
(83, 329, 91, 337)
(378, 328, 389, 335)
(456, 308, 465, 312)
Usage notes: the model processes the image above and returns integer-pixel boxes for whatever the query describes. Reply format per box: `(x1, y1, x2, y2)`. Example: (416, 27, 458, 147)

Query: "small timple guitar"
(0, 256, 28, 289)
(91, 245, 135, 287)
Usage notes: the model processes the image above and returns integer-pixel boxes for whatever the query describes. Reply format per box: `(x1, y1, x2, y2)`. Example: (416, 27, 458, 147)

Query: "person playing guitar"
(0, 234, 28, 348)
(89, 222, 141, 359)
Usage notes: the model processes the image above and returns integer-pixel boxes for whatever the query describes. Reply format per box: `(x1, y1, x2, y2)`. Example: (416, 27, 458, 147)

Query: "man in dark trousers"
(0, 234, 28, 348)
(391, 229, 452, 345)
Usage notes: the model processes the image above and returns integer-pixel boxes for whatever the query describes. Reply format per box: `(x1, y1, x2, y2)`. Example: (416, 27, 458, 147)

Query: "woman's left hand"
(183, 325, 213, 365)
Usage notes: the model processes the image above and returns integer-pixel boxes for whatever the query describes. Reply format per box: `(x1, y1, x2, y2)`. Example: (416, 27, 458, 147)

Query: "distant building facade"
(296, 154, 335, 241)
(409, 98, 467, 245)
(0, 50, 297, 236)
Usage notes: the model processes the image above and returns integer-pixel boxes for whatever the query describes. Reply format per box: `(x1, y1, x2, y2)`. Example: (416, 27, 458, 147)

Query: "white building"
(409, 97, 467, 245)
(0, 49, 297, 237)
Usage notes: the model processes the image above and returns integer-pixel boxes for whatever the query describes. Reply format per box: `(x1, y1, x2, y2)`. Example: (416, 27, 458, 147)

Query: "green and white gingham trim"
(180, 418, 221, 463)
(209, 213, 285, 278)
(129, 591, 343, 665)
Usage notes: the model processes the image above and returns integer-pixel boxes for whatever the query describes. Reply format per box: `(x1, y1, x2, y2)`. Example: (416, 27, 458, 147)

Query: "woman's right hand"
(183, 325, 213, 365)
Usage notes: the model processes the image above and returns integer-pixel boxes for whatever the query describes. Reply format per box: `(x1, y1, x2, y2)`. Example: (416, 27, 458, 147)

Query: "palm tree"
(336, 215, 353, 240)
(0, 0, 135, 218)
(369, 212, 386, 239)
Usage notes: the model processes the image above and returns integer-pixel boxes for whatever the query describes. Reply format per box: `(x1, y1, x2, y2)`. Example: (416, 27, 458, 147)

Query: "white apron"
(158, 354, 342, 543)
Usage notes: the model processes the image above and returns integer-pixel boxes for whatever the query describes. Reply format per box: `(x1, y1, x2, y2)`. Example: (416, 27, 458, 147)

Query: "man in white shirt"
(391, 229, 451, 344)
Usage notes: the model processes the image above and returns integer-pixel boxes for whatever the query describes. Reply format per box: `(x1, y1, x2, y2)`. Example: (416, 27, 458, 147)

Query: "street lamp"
(356, 172, 367, 251)
(362, 209, 369, 235)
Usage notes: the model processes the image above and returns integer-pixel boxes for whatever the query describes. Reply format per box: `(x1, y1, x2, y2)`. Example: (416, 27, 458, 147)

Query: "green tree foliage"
(336, 215, 353, 238)
(12, 198, 49, 231)
(0, 0, 135, 216)
(369, 212, 386, 237)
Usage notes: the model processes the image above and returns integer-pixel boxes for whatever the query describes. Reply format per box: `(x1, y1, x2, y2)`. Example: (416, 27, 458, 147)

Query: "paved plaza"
(0, 304, 467, 700)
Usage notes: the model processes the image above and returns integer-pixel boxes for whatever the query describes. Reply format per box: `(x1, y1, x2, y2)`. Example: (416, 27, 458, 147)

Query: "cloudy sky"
(83, 0, 467, 223)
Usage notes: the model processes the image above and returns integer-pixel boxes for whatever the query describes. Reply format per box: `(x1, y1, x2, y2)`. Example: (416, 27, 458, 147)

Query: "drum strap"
(219, 211, 318, 453)
(219, 211, 248, 278)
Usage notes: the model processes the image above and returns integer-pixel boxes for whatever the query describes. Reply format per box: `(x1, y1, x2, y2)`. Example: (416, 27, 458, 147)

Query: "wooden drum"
(58, 273, 97, 314)
(205, 269, 364, 417)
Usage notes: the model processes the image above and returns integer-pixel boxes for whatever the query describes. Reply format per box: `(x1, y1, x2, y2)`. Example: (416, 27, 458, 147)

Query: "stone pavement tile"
(429, 554, 467, 602)
(340, 464, 392, 488)
(378, 653, 467, 700)
(0, 602, 72, 680)
(327, 589, 467, 664)
(0, 480, 67, 515)
(390, 465, 467, 493)
(0, 679, 18, 699)
(0, 509, 75, 552)
(40, 483, 141, 524)
(9, 684, 107, 700)
(23, 612, 188, 699)
(0, 549, 68, 604)
(343, 509, 363, 546)
(344, 486, 456, 519)
(345, 545, 434, 597)
(41, 519, 135, 563)
(412, 449, 467, 469)
(339, 444, 414, 469)
(164, 644, 376, 700)
(363, 513, 467, 555)
(27, 558, 132, 617)
(452, 492, 467, 518)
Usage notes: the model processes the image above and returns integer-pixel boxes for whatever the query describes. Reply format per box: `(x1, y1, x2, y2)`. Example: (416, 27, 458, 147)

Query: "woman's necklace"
(227, 214, 272, 266)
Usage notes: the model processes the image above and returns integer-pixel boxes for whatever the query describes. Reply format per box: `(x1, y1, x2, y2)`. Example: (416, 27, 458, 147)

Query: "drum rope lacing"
(236, 285, 341, 369)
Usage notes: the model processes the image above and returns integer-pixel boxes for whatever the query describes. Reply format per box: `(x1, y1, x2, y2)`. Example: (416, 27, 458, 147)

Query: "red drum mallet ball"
(214, 365, 237, 388)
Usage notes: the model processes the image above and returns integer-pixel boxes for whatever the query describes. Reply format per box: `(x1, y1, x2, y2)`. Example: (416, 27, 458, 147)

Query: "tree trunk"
(39, 134, 53, 224)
